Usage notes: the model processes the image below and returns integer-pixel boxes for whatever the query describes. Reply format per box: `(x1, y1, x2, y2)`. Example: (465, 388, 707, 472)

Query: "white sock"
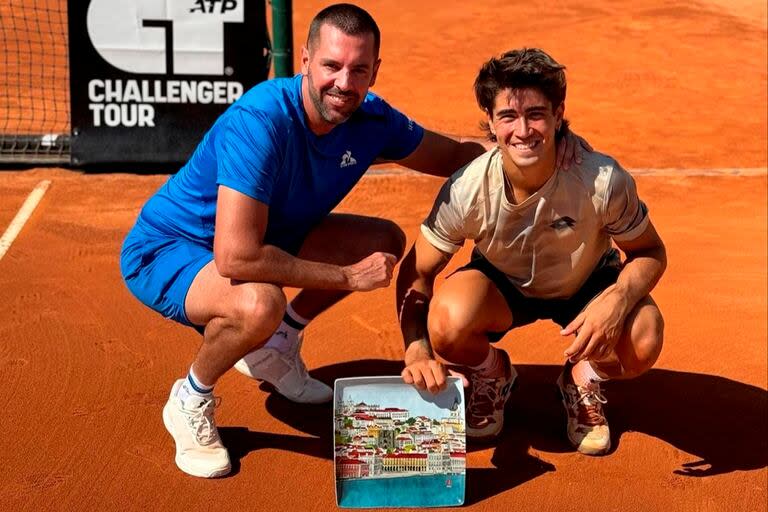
(572, 360, 607, 388)
(262, 320, 301, 353)
(177, 366, 213, 404)
(261, 303, 309, 354)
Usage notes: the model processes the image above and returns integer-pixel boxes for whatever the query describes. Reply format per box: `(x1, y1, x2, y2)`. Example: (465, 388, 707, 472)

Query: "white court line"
(0, 180, 52, 262)
(367, 167, 768, 176)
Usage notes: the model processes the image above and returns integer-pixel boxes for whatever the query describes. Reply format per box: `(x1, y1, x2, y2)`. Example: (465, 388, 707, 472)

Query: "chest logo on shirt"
(550, 216, 576, 231)
(340, 150, 357, 168)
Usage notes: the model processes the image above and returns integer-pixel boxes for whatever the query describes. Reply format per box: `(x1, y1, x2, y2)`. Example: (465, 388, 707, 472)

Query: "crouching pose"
(396, 48, 666, 455)
(121, 0, 591, 477)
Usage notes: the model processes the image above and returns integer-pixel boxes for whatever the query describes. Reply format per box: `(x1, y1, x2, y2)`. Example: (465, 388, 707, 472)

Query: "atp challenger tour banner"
(68, 0, 269, 165)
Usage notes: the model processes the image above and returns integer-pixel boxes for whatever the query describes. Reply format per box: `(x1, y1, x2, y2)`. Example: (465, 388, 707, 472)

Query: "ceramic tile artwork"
(333, 377, 466, 508)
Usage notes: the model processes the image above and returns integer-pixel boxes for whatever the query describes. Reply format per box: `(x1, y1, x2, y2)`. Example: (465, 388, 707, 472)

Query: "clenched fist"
(342, 252, 397, 291)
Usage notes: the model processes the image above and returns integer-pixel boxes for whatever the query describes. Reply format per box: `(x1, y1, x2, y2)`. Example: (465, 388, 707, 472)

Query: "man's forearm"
(398, 286, 434, 362)
(395, 253, 434, 361)
(445, 136, 491, 175)
(613, 246, 667, 314)
(395, 240, 453, 361)
(217, 244, 349, 290)
(396, 263, 440, 363)
(390, 131, 491, 178)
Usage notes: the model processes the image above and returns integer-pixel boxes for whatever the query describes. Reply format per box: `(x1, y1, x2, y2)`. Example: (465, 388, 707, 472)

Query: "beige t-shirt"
(421, 148, 649, 299)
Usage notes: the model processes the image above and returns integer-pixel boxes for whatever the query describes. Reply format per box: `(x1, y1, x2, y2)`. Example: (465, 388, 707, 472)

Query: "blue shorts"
(120, 221, 213, 328)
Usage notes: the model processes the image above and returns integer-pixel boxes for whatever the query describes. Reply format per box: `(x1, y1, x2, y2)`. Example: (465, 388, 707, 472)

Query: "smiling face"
(488, 87, 564, 174)
(301, 23, 381, 135)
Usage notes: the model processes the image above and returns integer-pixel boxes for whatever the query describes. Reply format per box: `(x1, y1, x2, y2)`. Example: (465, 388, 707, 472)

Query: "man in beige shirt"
(396, 48, 666, 455)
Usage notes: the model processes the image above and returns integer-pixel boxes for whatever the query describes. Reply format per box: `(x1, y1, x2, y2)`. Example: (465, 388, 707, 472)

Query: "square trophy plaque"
(333, 376, 466, 508)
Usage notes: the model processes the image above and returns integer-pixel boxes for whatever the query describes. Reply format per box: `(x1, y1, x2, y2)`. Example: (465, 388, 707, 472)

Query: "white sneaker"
(556, 365, 611, 455)
(234, 332, 332, 404)
(162, 379, 231, 478)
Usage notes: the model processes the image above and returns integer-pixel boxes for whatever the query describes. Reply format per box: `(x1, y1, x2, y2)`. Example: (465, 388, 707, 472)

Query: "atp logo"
(86, 0, 244, 75)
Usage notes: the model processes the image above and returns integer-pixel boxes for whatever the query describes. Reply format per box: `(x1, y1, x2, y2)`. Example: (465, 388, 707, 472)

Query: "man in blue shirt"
(121, 4, 586, 478)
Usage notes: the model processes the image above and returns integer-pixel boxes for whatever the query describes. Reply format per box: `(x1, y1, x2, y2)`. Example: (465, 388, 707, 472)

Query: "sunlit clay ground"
(1, 1, 766, 510)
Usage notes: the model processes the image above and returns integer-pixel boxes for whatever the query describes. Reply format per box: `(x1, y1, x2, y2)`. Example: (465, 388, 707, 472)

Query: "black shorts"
(458, 249, 622, 342)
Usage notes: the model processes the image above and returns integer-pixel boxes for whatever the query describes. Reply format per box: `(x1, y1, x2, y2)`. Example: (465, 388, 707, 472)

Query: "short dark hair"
(474, 48, 568, 141)
(307, 3, 381, 57)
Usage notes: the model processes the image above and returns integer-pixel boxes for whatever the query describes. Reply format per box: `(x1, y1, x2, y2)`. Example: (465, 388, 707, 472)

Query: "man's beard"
(307, 71, 359, 125)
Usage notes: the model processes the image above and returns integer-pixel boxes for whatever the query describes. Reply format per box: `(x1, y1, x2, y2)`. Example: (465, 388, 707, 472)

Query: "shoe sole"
(234, 359, 332, 404)
(466, 368, 519, 442)
(575, 441, 611, 456)
(233, 359, 255, 378)
(162, 404, 232, 478)
(556, 377, 611, 456)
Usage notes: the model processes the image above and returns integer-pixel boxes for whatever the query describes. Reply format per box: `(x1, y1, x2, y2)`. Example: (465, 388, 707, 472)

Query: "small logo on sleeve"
(340, 150, 357, 168)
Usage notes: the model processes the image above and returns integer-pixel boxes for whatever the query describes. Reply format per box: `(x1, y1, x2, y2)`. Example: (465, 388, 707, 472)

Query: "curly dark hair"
(475, 48, 569, 141)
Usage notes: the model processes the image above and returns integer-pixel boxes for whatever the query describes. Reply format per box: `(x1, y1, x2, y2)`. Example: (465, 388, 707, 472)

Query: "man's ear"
(555, 102, 565, 130)
(369, 58, 382, 87)
(300, 45, 310, 74)
(487, 111, 496, 136)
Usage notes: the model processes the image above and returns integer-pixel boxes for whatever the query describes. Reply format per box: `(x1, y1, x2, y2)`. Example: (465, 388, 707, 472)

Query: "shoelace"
(184, 397, 221, 445)
(467, 374, 498, 420)
(573, 386, 607, 426)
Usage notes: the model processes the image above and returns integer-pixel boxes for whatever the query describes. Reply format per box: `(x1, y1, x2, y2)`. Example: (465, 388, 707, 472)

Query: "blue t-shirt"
(136, 74, 424, 253)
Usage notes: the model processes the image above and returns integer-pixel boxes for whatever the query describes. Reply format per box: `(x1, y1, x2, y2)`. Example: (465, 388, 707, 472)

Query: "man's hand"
(401, 340, 470, 393)
(402, 340, 451, 394)
(561, 286, 628, 362)
(402, 358, 450, 394)
(342, 252, 397, 291)
(556, 129, 593, 171)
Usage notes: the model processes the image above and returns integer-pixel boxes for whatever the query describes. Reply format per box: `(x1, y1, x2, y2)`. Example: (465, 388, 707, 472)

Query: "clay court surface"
(1, 0, 766, 511)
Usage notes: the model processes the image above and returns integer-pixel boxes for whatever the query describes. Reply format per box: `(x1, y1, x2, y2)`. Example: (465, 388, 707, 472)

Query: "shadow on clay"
(222, 359, 767, 498)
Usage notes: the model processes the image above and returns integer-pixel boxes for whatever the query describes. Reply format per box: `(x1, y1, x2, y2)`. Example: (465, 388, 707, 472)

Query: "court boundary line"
(366, 167, 768, 176)
(0, 180, 51, 262)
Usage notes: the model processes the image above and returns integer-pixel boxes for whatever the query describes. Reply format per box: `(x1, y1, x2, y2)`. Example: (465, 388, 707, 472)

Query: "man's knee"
(233, 284, 287, 342)
(427, 295, 474, 354)
(619, 307, 664, 378)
